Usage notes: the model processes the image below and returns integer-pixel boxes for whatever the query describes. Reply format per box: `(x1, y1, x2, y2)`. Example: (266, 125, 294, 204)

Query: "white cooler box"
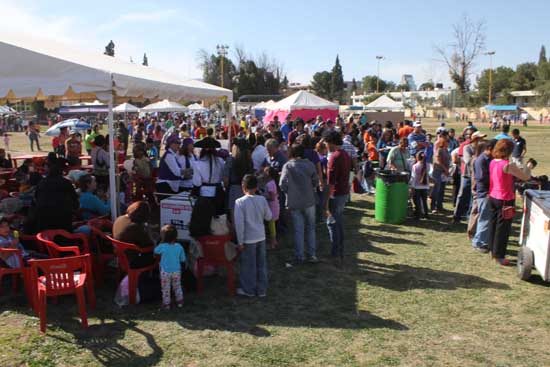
(160, 192, 194, 241)
(518, 190, 550, 281)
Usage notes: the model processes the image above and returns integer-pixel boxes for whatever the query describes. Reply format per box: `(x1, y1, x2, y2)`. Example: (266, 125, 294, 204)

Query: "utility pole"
(485, 51, 496, 105)
(376, 55, 384, 93)
(216, 44, 229, 89)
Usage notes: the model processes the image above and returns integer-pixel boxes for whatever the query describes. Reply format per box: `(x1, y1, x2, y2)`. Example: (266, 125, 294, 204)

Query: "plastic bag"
(114, 275, 140, 306)
(210, 214, 229, 236)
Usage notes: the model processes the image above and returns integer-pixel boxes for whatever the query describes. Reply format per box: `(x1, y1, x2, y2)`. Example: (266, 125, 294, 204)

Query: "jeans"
(453, 176, 472, 219)
(290, 205, 316, 261)
(487, 197, 515, 259)
(472, 196, 491, 248)
(327, 195, 347, 258)
(430, 168, 446, 210)
(317, 183, 329, 222)
(29, 137, 40, 151)
(239, 240, 267, 296)
(413, 188, 429, 218)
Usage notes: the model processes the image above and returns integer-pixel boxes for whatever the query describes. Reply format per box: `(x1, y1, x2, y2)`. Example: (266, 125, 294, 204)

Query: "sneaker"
(307, 256, 319, 263)
(257, 293, 266, 298)
(473, 246, 489, 253)
(177, 301, 184, 308)
(236, 288, 255, 297)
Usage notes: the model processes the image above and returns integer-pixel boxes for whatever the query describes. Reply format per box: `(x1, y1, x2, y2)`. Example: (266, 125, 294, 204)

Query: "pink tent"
(263, 90, 338, 123)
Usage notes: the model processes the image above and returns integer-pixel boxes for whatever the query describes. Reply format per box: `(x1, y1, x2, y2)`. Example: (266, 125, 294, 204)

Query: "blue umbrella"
(45, 119, 92, 136)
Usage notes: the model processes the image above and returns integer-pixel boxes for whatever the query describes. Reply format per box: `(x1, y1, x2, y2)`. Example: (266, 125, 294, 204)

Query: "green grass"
(1, 119, 550, 366)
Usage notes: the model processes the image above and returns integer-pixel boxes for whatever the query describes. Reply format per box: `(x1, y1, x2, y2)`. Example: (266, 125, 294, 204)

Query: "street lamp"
(376, 55, 384, 93)
(216, 44, 229, 89)
(485, 51, 496, 105)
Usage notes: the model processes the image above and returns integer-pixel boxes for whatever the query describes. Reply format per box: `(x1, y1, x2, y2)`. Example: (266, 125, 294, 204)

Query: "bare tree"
(435, 14, 486, 92)
(233, 44, 247, 66)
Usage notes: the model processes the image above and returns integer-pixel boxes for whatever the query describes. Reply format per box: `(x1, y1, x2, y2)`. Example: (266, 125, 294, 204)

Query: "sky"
(1, 0, 548, 88)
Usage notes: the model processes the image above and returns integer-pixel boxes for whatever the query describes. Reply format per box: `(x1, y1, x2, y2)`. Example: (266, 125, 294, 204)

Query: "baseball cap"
(471, 131, 487, 140)
(413, 121, 422, 127)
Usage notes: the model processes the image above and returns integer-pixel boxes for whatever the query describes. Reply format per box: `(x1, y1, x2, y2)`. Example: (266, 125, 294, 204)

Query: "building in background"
(400, 74, 416, 91)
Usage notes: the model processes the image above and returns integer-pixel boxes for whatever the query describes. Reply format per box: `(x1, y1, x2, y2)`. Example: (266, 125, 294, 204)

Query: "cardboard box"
(160, 192, 194, 240)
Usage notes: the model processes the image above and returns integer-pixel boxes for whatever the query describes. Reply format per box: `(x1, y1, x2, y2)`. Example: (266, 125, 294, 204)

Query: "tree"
(535, 61, 550, 106)
(281, 75, 289, 89)
(539, 45, 547, 65)
(476, 66, 515, 103)
(362, 93, 382, 104)
(196, 49, 238, 90)
(511, 62, 537, 91)
(419, 81, 435, 91)
(351, 78, 358, 93)
(311, 71, 332, 99)
(435, 14, 486, 92)
(104, 40, 115, 57)
(362, 75, 386, 93)
(330, 55, 345, 103)
(142, 53, 149, 66)
(396, 84, 411, 91)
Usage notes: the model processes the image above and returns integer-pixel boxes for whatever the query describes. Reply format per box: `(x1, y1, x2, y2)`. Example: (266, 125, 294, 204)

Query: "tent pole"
(107, 89, 117, 221)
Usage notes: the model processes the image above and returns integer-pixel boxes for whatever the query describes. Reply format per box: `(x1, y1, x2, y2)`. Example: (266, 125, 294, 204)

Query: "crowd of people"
(0, 108, 546, 307)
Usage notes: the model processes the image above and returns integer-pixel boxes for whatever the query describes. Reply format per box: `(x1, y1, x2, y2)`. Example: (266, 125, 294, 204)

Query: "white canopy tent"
(0, 105, 16, 115)
(113, 102, 140, 113)
(0, 33, 232, 219)
(141, 99, 188, 113)
(364, 95, 404, 111)
(186, 103, 208, 113)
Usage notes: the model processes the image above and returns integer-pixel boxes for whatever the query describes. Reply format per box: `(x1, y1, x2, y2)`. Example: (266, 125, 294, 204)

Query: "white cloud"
(97, 9, 180, 32)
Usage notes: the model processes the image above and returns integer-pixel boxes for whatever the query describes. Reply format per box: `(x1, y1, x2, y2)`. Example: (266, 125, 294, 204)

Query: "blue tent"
(484, 105, 519, 111)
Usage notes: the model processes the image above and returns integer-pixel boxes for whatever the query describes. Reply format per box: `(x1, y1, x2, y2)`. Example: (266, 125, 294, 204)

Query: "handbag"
(502, 205, 516, 220)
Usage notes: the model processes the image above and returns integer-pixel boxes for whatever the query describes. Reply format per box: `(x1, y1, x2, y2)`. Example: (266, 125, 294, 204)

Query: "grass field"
(1, 119, 550, 367)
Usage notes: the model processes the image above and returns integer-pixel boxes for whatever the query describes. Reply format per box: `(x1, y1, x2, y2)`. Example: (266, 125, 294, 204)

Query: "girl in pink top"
(487, 140, 530, 265)
(262, 166, 280, 249)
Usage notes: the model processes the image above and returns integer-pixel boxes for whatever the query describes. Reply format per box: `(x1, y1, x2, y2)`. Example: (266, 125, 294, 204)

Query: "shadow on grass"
(51, 318, 163, 367)
(356, 259, 510, 292)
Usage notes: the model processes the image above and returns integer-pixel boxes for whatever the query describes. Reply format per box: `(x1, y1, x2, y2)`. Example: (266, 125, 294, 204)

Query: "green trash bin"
(375, 170, 409, 224)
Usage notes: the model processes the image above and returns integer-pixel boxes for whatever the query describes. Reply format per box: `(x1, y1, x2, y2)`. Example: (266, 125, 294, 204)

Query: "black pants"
(30, 137, 40, 151)
(487, 197, 515, 259)
(413, 189, 429, 218)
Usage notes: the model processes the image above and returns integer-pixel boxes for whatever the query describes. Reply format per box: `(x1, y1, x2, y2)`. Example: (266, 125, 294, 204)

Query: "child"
(3, 133, 9, 151)
(360, 152, 375, 194)
(234, 174, 272, 297)
(0, 218, 26, 268)
(146, 138, 159, 168)
(262, 166, 279, 249)
(154, 225, 186, 309)
(410, 152, 430, 219)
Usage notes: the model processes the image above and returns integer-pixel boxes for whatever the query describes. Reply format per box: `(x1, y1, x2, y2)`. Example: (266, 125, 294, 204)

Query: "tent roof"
(113, 102, 139, 113)
(364, 95, 403, 110)
(141, 99, 187, 112)
(0, 33, 233, 101)
(268, 91, 338, 111)
(187, 102, 207, 111)
(484, 105, 519, 111)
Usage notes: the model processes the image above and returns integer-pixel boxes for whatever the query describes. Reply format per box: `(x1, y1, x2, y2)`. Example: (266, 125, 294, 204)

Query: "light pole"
(485, 51, 496, 105)
(376, 55, 384, 93)
(216, 44, 229, 89)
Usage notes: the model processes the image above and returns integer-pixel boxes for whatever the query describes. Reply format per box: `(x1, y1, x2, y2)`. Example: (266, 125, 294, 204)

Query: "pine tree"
(142, 53, 149, 66)
(330, 55, 345, 102)
(104, 40, 115, 57)
(539, 45, 547, 65)
(351, 78, 357, 93)
(281, 75, 289, 89)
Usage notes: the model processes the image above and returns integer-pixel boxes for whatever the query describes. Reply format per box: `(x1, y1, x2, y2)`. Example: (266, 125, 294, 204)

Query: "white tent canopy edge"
(0, 33, 233, 220)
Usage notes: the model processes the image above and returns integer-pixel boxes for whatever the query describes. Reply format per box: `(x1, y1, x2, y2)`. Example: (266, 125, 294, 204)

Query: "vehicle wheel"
(517, 246, 534, 281)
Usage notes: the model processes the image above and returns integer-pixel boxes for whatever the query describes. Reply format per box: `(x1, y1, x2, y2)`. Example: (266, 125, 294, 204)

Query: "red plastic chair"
(196, 235, 236, 296)
(37, 230, 89, 257)
(28, 254, 95, 333)
(0, 248, 30, 300)
(88, 219, 114, 285)
(107, 236, 159, 305)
